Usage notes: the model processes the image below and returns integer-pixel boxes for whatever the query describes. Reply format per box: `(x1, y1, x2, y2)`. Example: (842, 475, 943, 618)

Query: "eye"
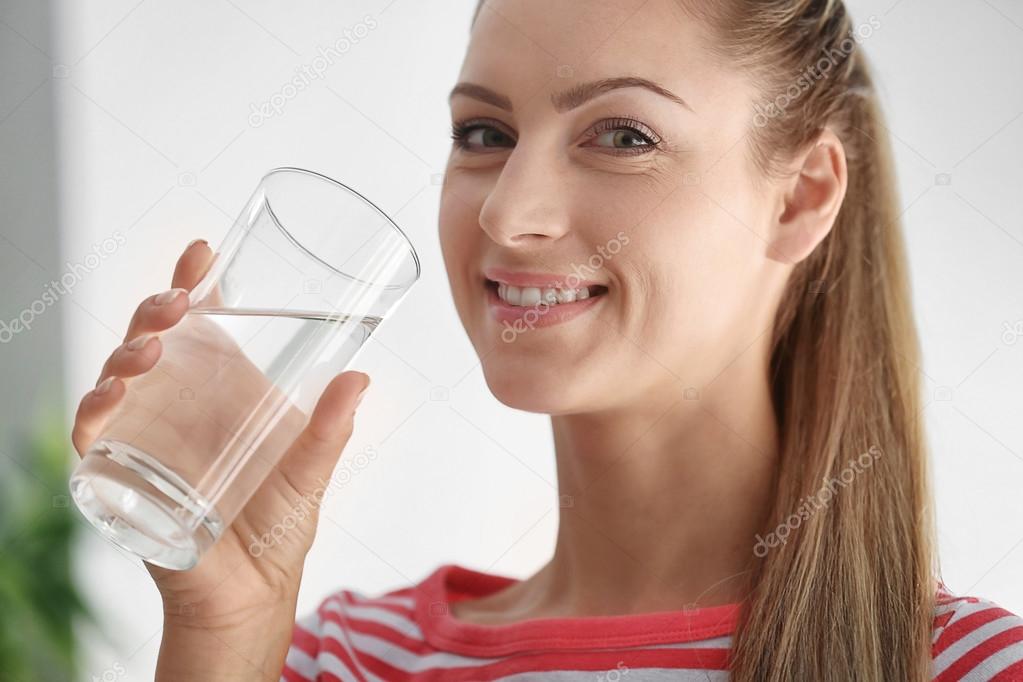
(586, 117, 662, 156)
(450, 118, 515, 152)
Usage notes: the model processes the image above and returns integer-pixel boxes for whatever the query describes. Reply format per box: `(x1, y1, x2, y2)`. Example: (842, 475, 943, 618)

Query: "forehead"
(458, 0, 745, 115)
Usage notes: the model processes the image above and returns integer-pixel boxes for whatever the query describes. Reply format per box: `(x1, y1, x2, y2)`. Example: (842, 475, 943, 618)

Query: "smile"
(493, 282, 607, 307)
(484, 278, 608, 330)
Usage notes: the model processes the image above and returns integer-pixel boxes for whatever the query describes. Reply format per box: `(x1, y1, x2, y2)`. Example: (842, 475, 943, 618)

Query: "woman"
(72, 0, 1023, 680)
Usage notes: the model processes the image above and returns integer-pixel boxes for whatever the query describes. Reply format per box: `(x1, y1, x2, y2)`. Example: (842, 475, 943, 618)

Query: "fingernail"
(94, 376, 115, 395)
(155, 288, 186, 305)
(126, 334, 155, 351)
(187, 238, 208, 249)
(354, 386, 368, 408)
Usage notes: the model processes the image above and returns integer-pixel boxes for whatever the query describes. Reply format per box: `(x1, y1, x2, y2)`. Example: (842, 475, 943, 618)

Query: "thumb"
(277, 371, 370, 495)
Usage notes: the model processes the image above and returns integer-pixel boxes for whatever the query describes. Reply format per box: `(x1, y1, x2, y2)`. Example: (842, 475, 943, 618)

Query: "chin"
(479, 356, 595, 415)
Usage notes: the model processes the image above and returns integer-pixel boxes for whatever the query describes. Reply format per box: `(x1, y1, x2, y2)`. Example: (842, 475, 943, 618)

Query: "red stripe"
(933, 607, 1013, 656)
(316, 610, 369, 682)
(320, 608, 435, 656)
(933, 611, 955, 631)
(934, 625, 1023, 682)
(324, 637, 421, 681)
(280, 664, 311, 682)
(291, 622, 321, 658)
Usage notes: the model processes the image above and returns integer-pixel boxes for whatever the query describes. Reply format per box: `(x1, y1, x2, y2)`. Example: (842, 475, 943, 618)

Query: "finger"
(72, 377, 126, 456)
(96, 335, 162, 386)
(122, 288, 190, 343)
(276, 371, 370, 495)
(173, 238, 224, 307)
(171, 239, 215, 290)
(122, 240, 215, 342)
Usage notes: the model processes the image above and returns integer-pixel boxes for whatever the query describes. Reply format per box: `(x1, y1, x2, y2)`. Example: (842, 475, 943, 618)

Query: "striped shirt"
(281, 564, 1023, 681)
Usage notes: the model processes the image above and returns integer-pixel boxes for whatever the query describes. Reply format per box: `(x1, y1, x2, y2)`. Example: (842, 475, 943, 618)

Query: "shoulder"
(931, 585, 1023, 681)
(281, 571, 434, 682)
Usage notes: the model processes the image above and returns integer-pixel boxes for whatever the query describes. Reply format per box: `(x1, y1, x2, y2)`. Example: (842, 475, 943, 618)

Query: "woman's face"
(439, 0, 786, 414)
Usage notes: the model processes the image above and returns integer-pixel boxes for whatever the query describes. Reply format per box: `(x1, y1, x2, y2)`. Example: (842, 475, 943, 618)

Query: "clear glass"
(69, 167, 420, 570)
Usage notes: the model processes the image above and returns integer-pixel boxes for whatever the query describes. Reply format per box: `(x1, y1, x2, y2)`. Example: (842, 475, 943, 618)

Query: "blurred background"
(0, 0, 1020, 679)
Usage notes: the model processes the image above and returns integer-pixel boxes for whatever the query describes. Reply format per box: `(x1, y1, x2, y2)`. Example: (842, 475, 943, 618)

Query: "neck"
(489, 344, 779, 621)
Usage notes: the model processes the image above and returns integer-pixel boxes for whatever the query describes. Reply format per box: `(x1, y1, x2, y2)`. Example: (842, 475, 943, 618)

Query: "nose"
(477, 142, 571, 247)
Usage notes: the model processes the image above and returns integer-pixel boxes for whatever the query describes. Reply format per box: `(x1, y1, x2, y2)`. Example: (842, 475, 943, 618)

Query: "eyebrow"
(449, 76, 693, 114)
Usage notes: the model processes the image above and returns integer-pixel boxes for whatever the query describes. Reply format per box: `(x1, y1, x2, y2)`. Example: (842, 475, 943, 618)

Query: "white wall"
(2, 0, 1017, 677)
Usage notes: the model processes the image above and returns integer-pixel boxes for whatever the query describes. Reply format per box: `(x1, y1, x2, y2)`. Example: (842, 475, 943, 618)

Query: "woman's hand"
(71, 239, 370, 680)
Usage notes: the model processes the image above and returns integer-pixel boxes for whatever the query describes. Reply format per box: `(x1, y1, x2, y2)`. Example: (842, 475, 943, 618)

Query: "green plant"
(0, 411, 92, 681)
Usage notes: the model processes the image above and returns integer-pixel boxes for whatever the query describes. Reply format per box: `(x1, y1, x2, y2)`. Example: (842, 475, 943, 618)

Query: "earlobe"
(766, 129, 848, 265)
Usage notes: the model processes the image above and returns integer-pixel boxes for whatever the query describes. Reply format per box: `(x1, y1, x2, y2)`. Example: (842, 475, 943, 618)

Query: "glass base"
(70, 440, 224, 571)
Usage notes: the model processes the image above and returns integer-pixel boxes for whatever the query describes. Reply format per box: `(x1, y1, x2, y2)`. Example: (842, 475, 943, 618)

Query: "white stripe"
(932, 613, 1020, 676)
(353, 593, 417, 610)
(296, 610, 322, 635)
(327, 625, 504, 672)
(960, 630, 1023, 681)
(283, 647, 318, 680)
(496, 669, 728, 681)
(323, 597, 425, 639)
(932, 600, 999, 645)
(318, 650, 365, 682)
(317, 612, 387, 682)
(646, 635, 733, 650)
(342, 589, 417, 611)
(943, 599, 998, 627)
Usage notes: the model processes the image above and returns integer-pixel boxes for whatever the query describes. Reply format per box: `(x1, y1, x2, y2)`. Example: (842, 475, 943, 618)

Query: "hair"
(471, 1, 938, 680)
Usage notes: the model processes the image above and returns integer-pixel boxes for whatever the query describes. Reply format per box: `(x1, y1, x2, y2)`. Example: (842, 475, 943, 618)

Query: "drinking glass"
(69, 167, 420, 570)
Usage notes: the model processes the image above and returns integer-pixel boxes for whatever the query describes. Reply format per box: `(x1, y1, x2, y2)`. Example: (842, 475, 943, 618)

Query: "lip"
(485, 279, 606, 329)
(482, 266, 605, 290)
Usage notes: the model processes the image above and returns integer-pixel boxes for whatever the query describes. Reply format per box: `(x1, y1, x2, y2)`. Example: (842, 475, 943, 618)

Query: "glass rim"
(259, 166, 421, 290)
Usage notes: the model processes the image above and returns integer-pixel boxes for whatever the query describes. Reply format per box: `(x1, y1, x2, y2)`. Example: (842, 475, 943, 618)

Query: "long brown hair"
(471, 1, 938, 679)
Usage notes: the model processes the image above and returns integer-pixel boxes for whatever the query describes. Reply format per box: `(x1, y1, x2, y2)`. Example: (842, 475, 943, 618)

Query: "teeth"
(520, 287, 541, 306)
(497, 283, 520, 305)
(495, 283, 599, 307)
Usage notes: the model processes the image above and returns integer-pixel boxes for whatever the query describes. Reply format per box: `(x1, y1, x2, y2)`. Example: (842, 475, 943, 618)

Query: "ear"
(766, 127, 848, 265)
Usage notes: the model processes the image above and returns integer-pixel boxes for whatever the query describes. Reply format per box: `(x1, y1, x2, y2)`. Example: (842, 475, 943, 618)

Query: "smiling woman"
(62, 0, 1019, 680)
(274, 0, 1023, 680)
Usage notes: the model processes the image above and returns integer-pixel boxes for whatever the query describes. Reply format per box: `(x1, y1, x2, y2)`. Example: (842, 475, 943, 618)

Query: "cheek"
(627, 194, 767, 352)
(438, 188, 479, 275)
